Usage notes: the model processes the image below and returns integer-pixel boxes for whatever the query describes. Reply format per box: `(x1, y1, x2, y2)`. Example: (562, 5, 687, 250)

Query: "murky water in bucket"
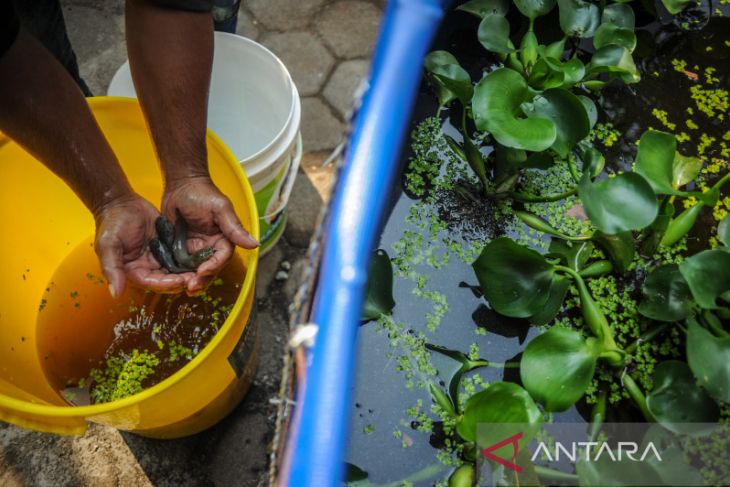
(36, 237, 246, 406)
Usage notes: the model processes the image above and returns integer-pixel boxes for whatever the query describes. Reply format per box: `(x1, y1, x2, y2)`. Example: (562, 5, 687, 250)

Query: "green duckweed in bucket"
(108, 32, 302, 254)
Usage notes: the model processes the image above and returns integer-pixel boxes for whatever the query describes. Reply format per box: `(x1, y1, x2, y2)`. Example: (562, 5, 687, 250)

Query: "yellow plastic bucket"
(0, 97, 260, 438)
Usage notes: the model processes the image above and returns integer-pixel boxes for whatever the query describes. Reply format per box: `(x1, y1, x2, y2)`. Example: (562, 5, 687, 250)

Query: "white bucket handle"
(260, 132, 303, 221)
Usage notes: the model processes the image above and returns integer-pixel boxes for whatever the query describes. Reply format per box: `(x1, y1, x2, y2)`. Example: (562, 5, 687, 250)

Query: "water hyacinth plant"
(351, 0, 729, 484)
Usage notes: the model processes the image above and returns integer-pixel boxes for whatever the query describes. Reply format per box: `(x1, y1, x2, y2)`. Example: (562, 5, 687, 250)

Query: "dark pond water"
(345, 4, 729, 486)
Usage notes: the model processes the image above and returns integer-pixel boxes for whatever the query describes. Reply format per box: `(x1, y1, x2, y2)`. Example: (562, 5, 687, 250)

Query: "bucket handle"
(260, 132, 303, 221)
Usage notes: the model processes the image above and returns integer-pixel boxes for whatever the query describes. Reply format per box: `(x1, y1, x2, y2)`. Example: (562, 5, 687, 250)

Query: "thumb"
(96, 239, 127, 298)
(215, 203, 259, 249)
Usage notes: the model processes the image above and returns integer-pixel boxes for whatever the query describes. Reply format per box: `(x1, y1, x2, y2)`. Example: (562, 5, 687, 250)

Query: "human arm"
(125, 0, 258, 294)
(0, 27, 186, 296)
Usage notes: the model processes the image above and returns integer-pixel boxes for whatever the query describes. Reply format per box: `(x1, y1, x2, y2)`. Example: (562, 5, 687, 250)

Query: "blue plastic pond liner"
(280, 0, 449, 486)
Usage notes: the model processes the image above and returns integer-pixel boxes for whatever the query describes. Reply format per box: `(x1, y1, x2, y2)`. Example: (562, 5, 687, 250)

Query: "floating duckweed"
(590, 122, 620, 147)
(713, 196, 730, 222)
(168, 341, 194, 362)
(363, 424, 375, 435)
(698, 133, 718, 156)
(652, 108, 677, 131)
(690, 85, 729, 120)
(90, 349, 160, 403)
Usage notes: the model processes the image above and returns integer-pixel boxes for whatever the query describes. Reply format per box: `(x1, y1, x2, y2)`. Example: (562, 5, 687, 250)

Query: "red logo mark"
(482, 432, 524, 473)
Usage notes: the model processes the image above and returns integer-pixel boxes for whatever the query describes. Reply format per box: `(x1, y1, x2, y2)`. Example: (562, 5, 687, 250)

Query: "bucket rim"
(243, 81, 302, 182)
(212, 32, 299, 169)
(0, 96, 260, 419)
(107, 32, 301, 174)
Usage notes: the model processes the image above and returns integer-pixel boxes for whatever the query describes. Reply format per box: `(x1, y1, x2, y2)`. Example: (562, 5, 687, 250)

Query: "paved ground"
(0, 1, 382, 485)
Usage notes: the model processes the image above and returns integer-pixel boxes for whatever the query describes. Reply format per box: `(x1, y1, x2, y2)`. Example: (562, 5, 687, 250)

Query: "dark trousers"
(13, 0, 92, 96)
(13, 0, 240, 97)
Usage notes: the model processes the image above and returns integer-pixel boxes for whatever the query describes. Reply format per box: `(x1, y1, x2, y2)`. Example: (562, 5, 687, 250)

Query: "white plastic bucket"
(107, 32, 302, 254)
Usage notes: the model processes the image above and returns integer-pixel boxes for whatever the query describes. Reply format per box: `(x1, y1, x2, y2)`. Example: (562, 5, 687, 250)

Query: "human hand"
(162, 176, 259, 294)
(94, 193, 188, 297)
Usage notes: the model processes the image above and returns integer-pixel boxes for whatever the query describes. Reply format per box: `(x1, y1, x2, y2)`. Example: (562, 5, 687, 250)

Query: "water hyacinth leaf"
(361, 249, 396, 321)
(661, 202, 704, 247)
(521, 327, 599, 411)
(472, 68, 557, 151)
(560, 57, 587, 87)
(639, 426, 705, 486)
(425, 51, 460, 107)
(494, 144, 526, 180)
(602, 3, 635, 28)
(444, 134, 467, 160)
(345, 463, 369, 484)
(593, 23, 637, 51)
(515, 210, 573, 239)
(527, 58, 566, 90)
(477, 14, 516, 54)
(557, 0, 600, 37)
(426, 344, 470, 412)
(541, 55, 586, 88)
(578, 426, 704, 486)
(548, 239, 594, 271)
(687, 317, 730, 403)
(638, 264, 693, 322)
(672, 152, 702, 188)
(429, 382, 457, 417)
(646, 360, 720, 435)
(661, 0, 695, 14)
(587, 45, 640, 83)
(448, 464, 475, 487)
(521, 151, 554, 170)
(457, 0, 509, 17)
(592, 230, 635, 274)
(522, 88, 591, 157)
(472, 237, 567, 319)
(718, 215, 730, 247)
(456, 382, 542, 445)
(520, 30, 539, 68)
(462, 127, 488, 187)
(635, 130, 680, 195)
(431, 64, 474, 105)
(578, 260, 614, 278)
(641, 197, 674, 255)
(514, 0, 557, 20)
(425, 50, 459, 71)
(544, 38, 566, 59)
(576, 451, 666, 486)
(425, 343, 470, 364)
(529, 278, 571, 325)
(576, 141, 605, 177)
(678, 249, 730, 309)
(579, 172, 659, 234)
(578, 96, 597, 129)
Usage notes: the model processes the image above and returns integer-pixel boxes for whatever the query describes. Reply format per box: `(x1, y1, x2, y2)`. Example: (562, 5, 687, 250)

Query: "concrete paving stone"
(315, 1, 382, 58)
(247, 0, 326, 31)
(284, 165, 326, 248)
(62, 4, 126, 96)
(300, 97, 346, 152)
(235, 6, 262, 40)
(0, 423, 151, 486)
(300, 151, 336, 202)
(323, 59, 370, 120)
(260, 32, 334, 97)
(64, 0, 124, 14)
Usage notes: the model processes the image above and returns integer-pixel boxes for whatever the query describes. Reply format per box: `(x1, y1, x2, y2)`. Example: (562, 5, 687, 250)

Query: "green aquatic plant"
(361, 249, 396, 322)
(423, 0, 642, 197)
(89, 349, 160, 403)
